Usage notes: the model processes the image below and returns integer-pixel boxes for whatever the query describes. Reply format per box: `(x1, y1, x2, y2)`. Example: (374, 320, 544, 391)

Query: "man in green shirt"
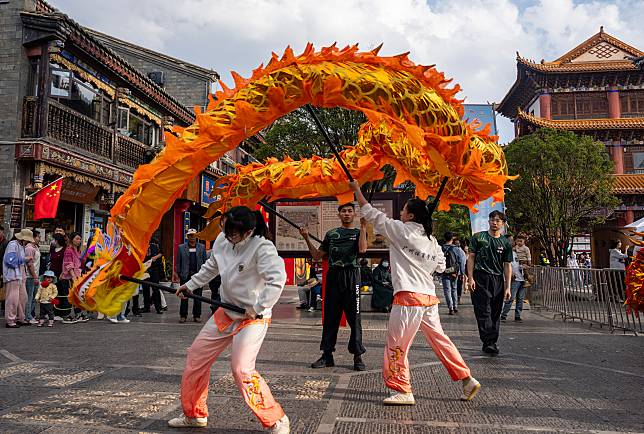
(300, 203, 368, 371)
(467, 210, 513, 355)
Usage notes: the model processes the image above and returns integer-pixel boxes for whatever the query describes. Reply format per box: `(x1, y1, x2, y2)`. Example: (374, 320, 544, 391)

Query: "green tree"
(248, 107, 366, 161)
(432, 205, 472, 243)
(505, 129, 618, 267)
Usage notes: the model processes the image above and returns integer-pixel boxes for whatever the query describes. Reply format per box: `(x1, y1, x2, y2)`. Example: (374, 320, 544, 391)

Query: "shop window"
(51, 66, 112, 124)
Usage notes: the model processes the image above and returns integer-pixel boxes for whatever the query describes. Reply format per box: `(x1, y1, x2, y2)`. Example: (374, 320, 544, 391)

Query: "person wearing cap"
(35, 270, 58, 327)
(174, 228, 208, 323)
(3, 228, 33, 328)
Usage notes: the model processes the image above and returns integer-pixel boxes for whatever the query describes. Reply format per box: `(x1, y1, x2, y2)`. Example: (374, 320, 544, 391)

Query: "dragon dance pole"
(119, 275, 249, 315)
(428, 177, 449, 214)
(259, 199, 323, 244)
(304, 104, 355, 182)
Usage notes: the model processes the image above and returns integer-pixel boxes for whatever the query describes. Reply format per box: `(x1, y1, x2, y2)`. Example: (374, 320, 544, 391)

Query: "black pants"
(471, 270, 505, 346)
(180, 278, 202, 319)
(320, 267, 365, 355)
(142, 275, 162, 313)
(53, 279, 72, 318)
(39, 303, 54, 320)
(457, 274, 464, 300)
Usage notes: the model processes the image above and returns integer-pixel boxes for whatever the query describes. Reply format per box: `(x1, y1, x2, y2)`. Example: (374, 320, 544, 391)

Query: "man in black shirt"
(300, 203, 368, 371)
(467, 211, 513, 355)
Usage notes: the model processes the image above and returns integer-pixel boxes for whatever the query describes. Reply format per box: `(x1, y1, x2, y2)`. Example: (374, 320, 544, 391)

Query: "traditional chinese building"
(497, 27, 644, 267)
(0, 0, 260, 271)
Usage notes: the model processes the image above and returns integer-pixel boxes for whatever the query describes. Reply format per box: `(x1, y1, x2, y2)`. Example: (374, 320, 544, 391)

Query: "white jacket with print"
(361, 203, 445, 296)
(185, 233, 286, 319)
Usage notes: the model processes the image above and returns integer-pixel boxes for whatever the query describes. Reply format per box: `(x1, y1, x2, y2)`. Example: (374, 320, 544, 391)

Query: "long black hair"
(406, 198, 433, 240)
(223, 206, 268, 239)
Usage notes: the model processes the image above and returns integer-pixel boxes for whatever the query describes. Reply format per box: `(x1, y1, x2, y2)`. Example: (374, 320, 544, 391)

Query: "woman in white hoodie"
(169, 206, 290, 434)
(349, 181, 480, 405)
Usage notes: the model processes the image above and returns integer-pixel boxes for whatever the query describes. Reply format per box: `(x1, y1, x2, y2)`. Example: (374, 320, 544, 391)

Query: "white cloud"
(50, 0, 644, 143)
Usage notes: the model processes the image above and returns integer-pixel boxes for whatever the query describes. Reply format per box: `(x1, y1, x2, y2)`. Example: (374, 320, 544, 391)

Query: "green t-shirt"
(470, 231, 513, 276)
(320, 227, 360, 268)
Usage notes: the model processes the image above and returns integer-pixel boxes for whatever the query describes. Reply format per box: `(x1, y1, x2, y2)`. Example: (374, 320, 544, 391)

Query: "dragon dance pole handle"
(304, 104, 355, 182)
(119, 275, 249, 315)
(428, 177, 449, 215)
(259, 199, 323, 244)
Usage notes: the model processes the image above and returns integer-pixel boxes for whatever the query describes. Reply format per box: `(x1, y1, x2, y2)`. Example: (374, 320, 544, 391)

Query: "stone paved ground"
(1, 286, 642, 434)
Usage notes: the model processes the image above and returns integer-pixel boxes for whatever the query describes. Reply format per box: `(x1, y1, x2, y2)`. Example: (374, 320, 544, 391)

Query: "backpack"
(442, 244, 459, 275)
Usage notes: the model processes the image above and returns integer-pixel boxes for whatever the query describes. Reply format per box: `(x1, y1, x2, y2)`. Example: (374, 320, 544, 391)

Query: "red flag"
(33, 178, 63, 220)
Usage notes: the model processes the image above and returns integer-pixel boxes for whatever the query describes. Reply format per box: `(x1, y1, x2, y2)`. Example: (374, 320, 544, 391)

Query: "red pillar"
(611, 140, 624, 174)
(539, 93, 552, 119)
(607, 87, 620, 119)
(173, 200, 191, 274)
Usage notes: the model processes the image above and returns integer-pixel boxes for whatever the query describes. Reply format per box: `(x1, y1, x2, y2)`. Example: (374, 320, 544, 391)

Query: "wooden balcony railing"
(21, 97, 149, 169)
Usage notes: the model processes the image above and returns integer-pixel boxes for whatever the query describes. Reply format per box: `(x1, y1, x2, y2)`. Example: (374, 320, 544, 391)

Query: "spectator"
(174, 228, 208, 323)
(513, 235, 531, 266)
(24, 230, 41, 324)
(501, 251, 526, 322)
(35, 270, 58, 327)
(441, 232, 459, 315)
(48, 233, 66, 279)
(59, 232, 88, 323)
(142, 238, 164, 314)
(467, 211, 513, 356)
(371, 258, 393, 312)
(453, 239, 467, 306)
(359, 258, 373, 289)
(3, 229, 32, 328)
(609, 240, 628, 270)
(0, 225, 9, 315)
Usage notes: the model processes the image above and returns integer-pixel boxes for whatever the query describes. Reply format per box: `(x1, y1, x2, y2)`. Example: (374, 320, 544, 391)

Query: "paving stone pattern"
(0, 286, 642, 433)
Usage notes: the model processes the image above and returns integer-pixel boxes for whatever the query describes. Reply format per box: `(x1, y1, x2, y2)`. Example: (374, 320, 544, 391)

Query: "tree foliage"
(505, 129, 618, 266)
(249, 107, 367, 161)
(432, 205, 472, 244)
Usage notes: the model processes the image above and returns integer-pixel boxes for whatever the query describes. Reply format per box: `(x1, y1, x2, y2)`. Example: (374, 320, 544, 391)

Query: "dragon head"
(69, 223, 147, 317)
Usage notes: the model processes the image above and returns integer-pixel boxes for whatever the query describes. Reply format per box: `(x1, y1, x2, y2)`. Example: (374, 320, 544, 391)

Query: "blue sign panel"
(201, 174, 217, 207)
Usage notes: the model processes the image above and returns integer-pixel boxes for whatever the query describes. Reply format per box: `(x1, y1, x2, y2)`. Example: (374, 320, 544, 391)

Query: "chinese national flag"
(33, 178, 63, 220)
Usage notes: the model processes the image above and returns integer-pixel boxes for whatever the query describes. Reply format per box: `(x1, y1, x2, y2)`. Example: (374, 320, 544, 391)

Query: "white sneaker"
(28, 319, 39, 325)
(97, 312, 105, 320)
(54, 316, 63, 321)
(270, 415, 290, 433)
(167, 415, 207, 428)
(383, 392, 415, 405)
(118, 318, 131, 323)
(460, 377, 481, 401)
(108, 317, 119, 323)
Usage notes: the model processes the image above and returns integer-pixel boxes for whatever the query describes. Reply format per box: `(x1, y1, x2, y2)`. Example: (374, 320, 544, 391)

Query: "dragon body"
(71, 44, 512, 314)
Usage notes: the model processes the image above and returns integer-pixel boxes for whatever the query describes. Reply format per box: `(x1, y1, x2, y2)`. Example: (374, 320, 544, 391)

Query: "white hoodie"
(361, 204, 445, 296)
(185, 233, 286, 320)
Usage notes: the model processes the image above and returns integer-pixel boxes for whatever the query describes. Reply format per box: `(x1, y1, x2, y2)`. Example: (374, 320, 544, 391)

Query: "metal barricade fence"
(530, 266, 642, 334)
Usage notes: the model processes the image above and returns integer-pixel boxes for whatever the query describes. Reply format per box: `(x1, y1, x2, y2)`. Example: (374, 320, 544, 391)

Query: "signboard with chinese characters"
(275, 199, 394, 251)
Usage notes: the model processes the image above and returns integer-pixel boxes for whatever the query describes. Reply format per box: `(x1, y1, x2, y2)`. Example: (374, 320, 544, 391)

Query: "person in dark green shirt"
(467, 210, 513, 355)
(300, 202, 368, 371)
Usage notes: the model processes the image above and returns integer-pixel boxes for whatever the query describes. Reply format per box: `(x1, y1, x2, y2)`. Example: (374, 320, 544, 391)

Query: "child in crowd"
(36, 270, 58, 327)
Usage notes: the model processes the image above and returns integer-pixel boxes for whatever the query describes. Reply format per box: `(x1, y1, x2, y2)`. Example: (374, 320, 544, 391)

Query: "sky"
(49, 0, 644, 143)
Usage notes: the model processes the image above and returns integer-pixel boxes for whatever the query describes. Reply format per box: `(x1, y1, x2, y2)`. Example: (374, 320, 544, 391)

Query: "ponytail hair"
(405, 198, 433, 240)
(223, 206, 268, 239)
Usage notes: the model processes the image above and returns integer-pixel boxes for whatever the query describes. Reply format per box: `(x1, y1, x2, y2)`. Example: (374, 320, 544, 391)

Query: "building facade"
(497, 28, 644, 267)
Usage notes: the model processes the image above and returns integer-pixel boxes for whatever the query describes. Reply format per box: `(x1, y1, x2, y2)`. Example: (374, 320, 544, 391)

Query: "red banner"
(33, 178, 63, 220)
